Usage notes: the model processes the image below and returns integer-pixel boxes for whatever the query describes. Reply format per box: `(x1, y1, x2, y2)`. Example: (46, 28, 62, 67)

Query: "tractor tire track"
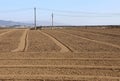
(0, 29, 16, 37)
(58, 30, 120, 50)
(38, 30, 71, 53)
(0, 65, 119, 69)
(0, 65, 119, 78)
(24, 30, 29, 52)
(12, 29, 29, 52)
(0, 75, 119, 80)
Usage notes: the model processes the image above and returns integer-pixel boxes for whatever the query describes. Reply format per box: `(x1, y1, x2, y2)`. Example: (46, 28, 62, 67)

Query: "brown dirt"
(0, 29, 15, 37)
(0, 75, 119, 81)
(0, 52, 120, 58)
(59, 29, 120, 49)
(76, 27, 120, 36)
(0, 58, 119, 66)
(0, 29, 9, 34)
(43, 30, 120, 52)
(26, 30, 61, 52)
(0, 29, 25, 52)
(0, 65, 119, 77)
(12, 29, 29, 52)
(38, 30, 70, 53)
(0, 28, 120, 81)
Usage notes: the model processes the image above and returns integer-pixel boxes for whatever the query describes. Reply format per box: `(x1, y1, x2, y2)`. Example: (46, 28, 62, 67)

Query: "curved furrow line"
(38, 30, 71, 53)
(57, 30, 120, 49)
(12, 29, 29, 52)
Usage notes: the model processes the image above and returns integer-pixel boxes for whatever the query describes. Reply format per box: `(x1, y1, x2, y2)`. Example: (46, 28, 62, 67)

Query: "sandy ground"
(0, 28, 119, 81)
(75, 27, 120, 36)
(26, 30, 61, 52)
(0, 29, 25, 52)
(0, 59, 119, 66)
(0, 29, 16, 37)
(0, 52, 119, 81)
(43, 30, 120, 52)
(12, 29, 29, 52)
(39, 30, 70, 53)
(59, 29, 120, 49)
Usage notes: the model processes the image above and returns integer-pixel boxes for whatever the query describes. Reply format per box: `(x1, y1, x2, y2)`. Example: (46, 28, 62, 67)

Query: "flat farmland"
(0, 29, 9, 34)
(43, 30, 120, 52)
(0, 29, 25, 52)
(26, 30, 61, 52)
(72, 27, 120, 36)
(57, 29, 120, 49)
(0, 28, 119, 81)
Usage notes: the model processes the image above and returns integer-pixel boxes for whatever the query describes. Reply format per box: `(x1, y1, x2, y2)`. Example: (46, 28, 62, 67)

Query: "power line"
(0, 7, 120, 16)
(0, 8, 32, 13)
(37, 7, 120, 16)
(37, 8, 102, 14)
(54, 13, 117, 18)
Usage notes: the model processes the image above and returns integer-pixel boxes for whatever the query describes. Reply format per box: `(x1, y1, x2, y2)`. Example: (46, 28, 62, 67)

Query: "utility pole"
(34, 7, 37, 30)
(52, 13, 54, 27)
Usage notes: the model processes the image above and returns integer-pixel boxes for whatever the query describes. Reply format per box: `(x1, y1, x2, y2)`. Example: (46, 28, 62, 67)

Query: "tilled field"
(0, 29, 9, 34)
(59, 29, 120, 47)
(0, 59, 119, 66)
(43, 30, 120, 52)
(0, 28, 119, 81)
(26, 30, 61, 52)
(0, 29, 25, 52)
(77, 27, 120, 36)
(0, 52, 119, 81)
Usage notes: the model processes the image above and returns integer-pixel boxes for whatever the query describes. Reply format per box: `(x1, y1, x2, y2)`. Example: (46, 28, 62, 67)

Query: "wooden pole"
(34, 7, 37, 30)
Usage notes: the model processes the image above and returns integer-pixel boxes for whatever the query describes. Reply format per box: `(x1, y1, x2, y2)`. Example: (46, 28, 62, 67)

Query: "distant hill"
(0, 20, 31, 26)
(25, 21, 63, 26)
(0, 20, 63, 27)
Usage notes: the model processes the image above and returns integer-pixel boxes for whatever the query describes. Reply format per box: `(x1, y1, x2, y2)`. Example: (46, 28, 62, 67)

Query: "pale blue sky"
(0, 0, 120, 25)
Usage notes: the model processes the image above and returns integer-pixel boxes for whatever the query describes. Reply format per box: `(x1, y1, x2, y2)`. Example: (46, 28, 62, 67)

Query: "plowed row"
(26, 30, 61, 52)
(43, 30, 120, 52)
(59, 29, 120, 48)
(0, 29, 25, 52)
(0, 59, 119, 66)
(0, 52, 119, 81)
(0, 29, 9, 34)
(72, 27, 120, 38)
(0, 28, 119, 81)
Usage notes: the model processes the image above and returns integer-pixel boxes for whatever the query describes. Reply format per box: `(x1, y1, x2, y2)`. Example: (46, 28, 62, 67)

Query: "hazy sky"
(0, 0, 120, 25)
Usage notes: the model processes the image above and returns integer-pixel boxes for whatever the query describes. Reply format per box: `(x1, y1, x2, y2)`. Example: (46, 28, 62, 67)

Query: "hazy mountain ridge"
(0, 20, 29, 26)
(0, 20, 63, 27)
